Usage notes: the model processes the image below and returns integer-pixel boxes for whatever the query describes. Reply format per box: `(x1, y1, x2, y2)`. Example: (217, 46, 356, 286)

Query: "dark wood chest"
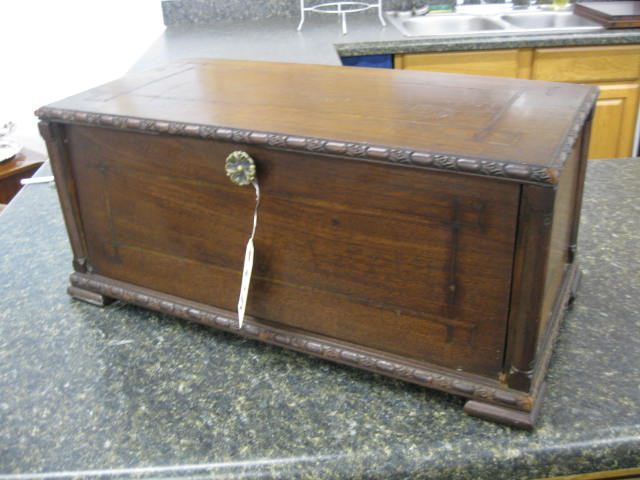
(37, 59, 597, 429)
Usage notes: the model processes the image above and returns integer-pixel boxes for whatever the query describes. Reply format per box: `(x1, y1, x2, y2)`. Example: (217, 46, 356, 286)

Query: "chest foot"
(68, 285, 115, 307)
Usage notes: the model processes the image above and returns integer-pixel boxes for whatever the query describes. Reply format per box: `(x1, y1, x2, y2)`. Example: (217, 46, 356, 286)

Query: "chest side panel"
(538, 133, 585, 345)
(67, 125, 520, 377)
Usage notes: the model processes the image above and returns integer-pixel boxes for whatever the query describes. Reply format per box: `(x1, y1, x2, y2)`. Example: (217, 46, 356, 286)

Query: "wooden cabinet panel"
(67, 124, 522, 376)
(588, 83, 639, 159)
(395, 49, 532, 78)
(532, 45, 640, 83)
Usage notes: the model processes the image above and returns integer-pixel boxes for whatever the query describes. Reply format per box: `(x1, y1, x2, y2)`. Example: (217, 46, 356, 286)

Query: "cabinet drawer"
(532, 45, 640, 83)
(396, 49, 529, 78)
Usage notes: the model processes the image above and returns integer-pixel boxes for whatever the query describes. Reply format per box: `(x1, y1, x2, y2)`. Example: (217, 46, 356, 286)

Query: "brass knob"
(225, 151, 256, 186)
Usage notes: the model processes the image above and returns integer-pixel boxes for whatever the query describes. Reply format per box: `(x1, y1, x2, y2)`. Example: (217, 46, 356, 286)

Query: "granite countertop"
(132, 11, 640, 71)
(0, 158, 639, 479)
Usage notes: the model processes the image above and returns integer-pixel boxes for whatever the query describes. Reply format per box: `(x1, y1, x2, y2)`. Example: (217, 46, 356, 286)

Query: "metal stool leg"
(297, 1, 385, 34)
(339, 3, 348, 34)
(378, 0, 386, 26)
(297, 0, 306, 31)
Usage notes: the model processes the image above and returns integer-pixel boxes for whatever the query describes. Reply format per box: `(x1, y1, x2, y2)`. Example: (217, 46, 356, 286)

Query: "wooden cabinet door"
(588, 83, 639, 160)
(395, 49, 532, 78)
(532, 45, 640, 83)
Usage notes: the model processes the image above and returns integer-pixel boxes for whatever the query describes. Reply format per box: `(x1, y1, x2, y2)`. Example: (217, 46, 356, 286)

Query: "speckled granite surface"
(161, 0, 300, 25)
(0, 159, 638, 478)
(159, 0, 613, 26)
(161, 0, 443, 25)
(131, 9, 640, 70)
(341, 28, 640, 55)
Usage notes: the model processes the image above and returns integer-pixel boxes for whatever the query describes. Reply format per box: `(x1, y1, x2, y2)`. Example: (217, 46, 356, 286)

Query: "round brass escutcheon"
(225, 151, 256, 186)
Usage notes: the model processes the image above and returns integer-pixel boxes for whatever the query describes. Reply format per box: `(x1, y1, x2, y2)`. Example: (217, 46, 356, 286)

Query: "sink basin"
(500, 11, 603, 29)
(400, 15, 507, 36)
(385, 9, 604, 37)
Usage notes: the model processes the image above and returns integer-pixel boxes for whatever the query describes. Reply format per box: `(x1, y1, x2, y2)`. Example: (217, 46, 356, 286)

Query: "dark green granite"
(338, 29, 640, 56)
(0, 159, 639, 478)
(131, 13, 640, 70)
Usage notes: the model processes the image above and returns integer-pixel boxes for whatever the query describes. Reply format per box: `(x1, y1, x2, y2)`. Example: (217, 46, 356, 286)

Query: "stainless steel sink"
(500, 11, 604, 29)
(385, 9, 604, 38)
(400, 15, 506, 36)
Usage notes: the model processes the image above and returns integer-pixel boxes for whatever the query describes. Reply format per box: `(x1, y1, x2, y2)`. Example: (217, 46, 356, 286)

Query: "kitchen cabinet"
(396, 45, 640, 159)
(587, 83, 639, 159)
(531, 45, 640, 83)
(394, 49, 533, 78)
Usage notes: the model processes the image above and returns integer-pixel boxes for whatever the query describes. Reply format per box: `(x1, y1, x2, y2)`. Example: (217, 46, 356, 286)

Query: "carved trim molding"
(37, 106, 566, 186)
(551, 89, 599, 168)
(69, 272, 533, 412)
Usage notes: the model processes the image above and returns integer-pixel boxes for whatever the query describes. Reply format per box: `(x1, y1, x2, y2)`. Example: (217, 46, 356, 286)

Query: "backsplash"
(162, 0, 297, 25)
(161, 0, 582, 26)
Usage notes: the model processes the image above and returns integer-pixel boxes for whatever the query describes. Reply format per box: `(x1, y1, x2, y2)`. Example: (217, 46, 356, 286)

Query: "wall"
(0, 0, 165, 153)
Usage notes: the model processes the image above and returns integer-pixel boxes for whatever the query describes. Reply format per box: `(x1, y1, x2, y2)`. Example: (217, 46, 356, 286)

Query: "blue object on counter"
(341, 54, 393, 68)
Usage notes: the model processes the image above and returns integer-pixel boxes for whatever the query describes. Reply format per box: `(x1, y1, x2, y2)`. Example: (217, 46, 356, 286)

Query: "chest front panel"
(67, 125, 520, 377)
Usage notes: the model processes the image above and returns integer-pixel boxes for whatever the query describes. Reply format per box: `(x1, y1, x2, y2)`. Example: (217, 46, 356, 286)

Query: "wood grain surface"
(66, 125, 521, 376)
(41, 58, 595, 169)
(38, 59, 596, 427)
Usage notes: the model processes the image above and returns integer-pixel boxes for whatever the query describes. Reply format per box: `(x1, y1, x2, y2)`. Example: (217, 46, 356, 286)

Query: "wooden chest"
(37, 59, 597, 429)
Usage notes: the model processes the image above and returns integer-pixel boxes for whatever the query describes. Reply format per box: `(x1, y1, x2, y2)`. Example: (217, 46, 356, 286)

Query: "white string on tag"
(237, 179, 260, 328)
(224, 150, 260, 329)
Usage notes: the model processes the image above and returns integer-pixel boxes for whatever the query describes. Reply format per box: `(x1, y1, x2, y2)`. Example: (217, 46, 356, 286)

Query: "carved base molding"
(67, 265, 579, 428)
(69, 273, 532, 406)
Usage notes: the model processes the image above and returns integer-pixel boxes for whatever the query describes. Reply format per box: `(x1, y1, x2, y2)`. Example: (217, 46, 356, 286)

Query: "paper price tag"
(237, 238, 254, 329)
(236, 179, 260, 329)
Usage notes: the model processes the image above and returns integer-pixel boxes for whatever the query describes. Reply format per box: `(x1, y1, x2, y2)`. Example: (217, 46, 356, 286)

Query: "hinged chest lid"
(36, 58, 598, 186)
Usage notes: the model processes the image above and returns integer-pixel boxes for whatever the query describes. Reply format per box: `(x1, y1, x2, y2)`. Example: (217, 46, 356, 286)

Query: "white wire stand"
(297, 0, 386, 35)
